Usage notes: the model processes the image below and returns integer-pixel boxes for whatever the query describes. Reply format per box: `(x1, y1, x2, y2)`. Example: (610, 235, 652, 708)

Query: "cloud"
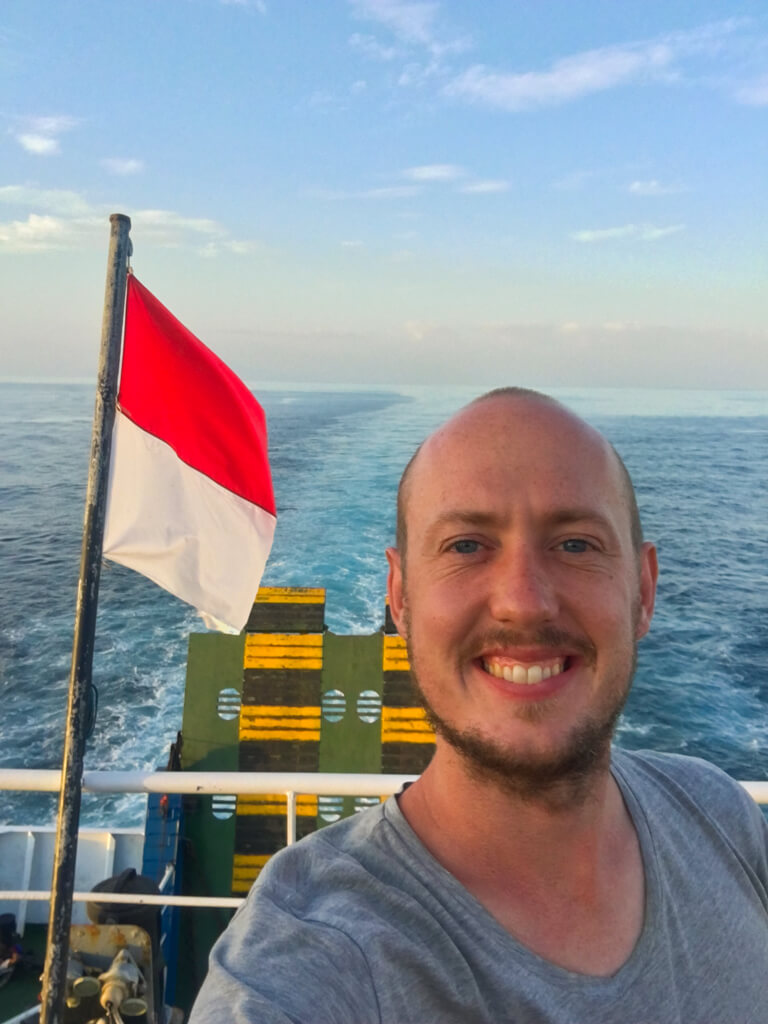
(26, 115, 79, 135)
(557, 320, 644, 335)
(130, 209, 226, 239)
(402, 163, 464, 181)
(0, 185, 93, 216)
(552, 169, 602, 191)
(101, 158, 145, 176)
(0, 214, 68, 251)
(308, 90, 336, 108)
(444, 20, 747, 111)
(364, 185, 421, 198)
(349, 0, 470, 58)
(220, 0, 267, 9)
(341, 239, 364, 247)
(0, 188, 258, 255)
(12, 114, 79, 156)
(197, 238, 258, 258)
(349, 32, 400, 61)
(397, 59, 443, 87)
(734, 74, 768, 106)
(18, 134, 59, 155)
(350, 0, 439, 47)
(351, 79, 367, 93)
(640, 224, 685, 240)
(404, 318, 436, 340)
(628, 179, 682, 195)
(310, 184, 422, 200)
(572, 223, 685, 242)
(459, 179, 510, 194)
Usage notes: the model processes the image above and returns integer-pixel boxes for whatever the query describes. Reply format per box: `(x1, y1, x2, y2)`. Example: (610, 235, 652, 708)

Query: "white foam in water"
(1, 382, 767, 825)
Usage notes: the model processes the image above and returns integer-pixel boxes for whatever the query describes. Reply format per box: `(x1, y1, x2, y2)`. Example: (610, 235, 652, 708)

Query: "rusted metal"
(39, 214, 132, 1024)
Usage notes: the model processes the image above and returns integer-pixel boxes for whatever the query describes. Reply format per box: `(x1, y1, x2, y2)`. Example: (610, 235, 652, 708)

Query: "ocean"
(1, 381, 767, 827)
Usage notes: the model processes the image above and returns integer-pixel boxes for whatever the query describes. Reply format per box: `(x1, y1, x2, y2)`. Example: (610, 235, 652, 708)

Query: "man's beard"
(407, 623, 637, 807)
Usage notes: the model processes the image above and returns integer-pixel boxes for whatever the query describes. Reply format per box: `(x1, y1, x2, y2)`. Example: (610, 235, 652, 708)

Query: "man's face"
(386, 396, 658, 794)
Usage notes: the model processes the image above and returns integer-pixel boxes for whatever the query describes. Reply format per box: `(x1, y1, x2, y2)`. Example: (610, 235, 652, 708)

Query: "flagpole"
(40, 213, 132, 1024)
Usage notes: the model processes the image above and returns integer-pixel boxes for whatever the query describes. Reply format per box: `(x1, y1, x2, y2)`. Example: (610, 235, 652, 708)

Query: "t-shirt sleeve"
(188, 880, 380, 1024)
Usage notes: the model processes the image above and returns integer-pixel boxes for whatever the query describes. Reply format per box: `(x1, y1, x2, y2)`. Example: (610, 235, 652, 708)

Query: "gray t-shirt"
(189, 751, 768, 1023)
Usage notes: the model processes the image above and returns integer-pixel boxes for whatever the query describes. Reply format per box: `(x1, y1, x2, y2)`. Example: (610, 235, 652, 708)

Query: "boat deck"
(1, 922, 45, 1021)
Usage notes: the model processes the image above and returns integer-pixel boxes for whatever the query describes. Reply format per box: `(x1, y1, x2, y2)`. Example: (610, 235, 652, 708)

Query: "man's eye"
(450, 539, 481, 555)
(559, 538, 591, 554)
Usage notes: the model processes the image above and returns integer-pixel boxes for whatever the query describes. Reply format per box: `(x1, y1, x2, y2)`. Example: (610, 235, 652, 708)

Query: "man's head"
(386, 388, 658, 800)
(396, 387, 644, 566)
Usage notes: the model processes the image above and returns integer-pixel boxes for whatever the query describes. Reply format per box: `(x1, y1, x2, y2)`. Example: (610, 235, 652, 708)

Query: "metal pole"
(39, 214, 132, 1024)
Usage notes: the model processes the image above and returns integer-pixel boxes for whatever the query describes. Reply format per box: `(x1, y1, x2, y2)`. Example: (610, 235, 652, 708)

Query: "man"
(190, 388, 768, 1023)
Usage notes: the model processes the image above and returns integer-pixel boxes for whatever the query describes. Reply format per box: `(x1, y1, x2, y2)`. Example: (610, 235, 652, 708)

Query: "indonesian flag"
(103, 275, 276, 632)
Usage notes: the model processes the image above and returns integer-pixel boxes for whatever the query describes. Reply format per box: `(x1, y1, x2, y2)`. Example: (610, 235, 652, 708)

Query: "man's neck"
(398, 744, 645, 975)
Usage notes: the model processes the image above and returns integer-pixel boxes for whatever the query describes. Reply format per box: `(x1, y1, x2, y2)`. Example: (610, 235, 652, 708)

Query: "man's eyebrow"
(423, 507, 620, 539)
(424, 509, 506, 536)
(545, 508, 620, 539)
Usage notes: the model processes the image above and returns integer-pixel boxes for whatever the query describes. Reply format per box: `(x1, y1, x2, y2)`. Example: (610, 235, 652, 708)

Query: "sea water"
(1, 381, 767, 826)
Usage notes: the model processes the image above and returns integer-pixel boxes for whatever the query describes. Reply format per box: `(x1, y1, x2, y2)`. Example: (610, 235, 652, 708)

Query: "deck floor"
(1, 923, 45, 1021)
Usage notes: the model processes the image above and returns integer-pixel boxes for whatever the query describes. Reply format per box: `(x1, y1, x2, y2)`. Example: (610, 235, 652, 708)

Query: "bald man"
(191, 389, 768, 1024)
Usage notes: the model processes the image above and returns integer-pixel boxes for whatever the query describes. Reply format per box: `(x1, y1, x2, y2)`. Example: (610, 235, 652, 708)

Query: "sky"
(1, 0, 767, 388)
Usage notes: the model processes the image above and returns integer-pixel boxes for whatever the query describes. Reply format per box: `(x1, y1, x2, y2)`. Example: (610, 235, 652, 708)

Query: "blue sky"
(1, 0, 766, 387)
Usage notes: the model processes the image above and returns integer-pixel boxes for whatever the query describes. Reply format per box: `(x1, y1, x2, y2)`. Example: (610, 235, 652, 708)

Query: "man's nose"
(487, 544, 558, 625)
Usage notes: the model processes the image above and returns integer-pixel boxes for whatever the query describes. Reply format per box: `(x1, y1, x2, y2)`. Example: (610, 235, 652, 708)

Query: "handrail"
(0, 889, 243, 909)
(1, 768, 767, 801)
(0, 770, 419, 915)
(0, 769, 417, 796)
(2, 771, 768, 953)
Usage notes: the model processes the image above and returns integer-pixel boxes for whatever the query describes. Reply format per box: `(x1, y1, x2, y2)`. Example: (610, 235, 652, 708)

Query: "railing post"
(286, 791, 297, 845)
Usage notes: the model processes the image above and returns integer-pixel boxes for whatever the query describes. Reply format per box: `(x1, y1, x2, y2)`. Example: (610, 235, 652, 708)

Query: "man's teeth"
(482, 659, 565, 684)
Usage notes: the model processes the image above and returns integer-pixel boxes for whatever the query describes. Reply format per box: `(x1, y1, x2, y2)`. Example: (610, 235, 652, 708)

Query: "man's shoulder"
(614, 746, 744, 789)
(612, 747, 763, 837)
(252, 798, 405, 916)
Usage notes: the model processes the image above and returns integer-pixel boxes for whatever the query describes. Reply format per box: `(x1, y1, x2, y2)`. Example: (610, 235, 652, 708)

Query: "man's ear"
(386, 547, 407, 639)
(635, 542, 658, 640)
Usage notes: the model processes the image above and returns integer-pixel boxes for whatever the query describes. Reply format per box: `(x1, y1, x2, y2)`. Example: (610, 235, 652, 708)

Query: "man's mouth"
(481, 656, 570, 685)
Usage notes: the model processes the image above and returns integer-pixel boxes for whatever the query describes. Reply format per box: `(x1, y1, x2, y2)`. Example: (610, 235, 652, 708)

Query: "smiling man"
(190, 388, 768, 1024)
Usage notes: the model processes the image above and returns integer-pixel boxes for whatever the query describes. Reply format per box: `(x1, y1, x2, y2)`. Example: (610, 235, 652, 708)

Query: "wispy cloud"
(628, 179, 683, 196)
(572, 223, 685, 243)
(402, 163, 464, 181)
(101, 158, 145, 176)
(559, 320, 642, 335)
(12, 115, 79, 156)
(444, 20, 748, 111)
(553, 169, 602, 191)
(350, 0, 439, 48)
(220, 0, 267, 10)
(349, 0, 470, 59)
(734, 73, 768, 106)
(0, 185, 92, 216)
(349, 32, 400, 61)
(130, 209, 227, 239)
(26, 115, 79, 135)
(308, 90, 336, 108)
(311, 184, 422, 200)
(459, 179, 510, 194)
(314, 164, 508, 200)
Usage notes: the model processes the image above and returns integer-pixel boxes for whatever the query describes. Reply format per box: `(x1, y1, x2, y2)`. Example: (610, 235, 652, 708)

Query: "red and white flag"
(103, 275, 276, 632)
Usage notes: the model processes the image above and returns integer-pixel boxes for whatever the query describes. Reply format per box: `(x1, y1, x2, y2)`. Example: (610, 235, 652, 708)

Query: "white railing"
(2, 769, 767, 913)
(0, 769, 417, 911)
